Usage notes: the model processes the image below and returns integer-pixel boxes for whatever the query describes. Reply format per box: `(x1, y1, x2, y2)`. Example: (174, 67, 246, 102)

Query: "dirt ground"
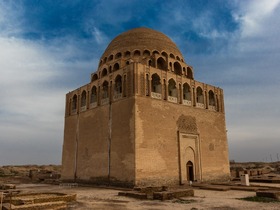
(1, 163, 280, 209)
(10, 183, 279, 210)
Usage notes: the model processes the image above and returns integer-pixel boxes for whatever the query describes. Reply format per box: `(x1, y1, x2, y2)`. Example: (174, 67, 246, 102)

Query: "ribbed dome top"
(101, 27, 183, 59)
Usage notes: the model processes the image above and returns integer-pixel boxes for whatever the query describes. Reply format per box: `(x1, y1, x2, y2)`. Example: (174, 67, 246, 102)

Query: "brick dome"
(100, 27, 184, 61)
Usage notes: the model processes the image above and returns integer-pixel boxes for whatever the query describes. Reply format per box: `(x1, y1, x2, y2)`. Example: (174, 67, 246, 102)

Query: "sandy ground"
(10, 183, 279, 210)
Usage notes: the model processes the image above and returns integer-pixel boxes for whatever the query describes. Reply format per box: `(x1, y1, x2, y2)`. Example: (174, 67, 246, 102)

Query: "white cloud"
(234, 0, 280, 38)
(187, 1, 280, 162)
(0, 37, 63, 136)
(92, 27, 107, 45)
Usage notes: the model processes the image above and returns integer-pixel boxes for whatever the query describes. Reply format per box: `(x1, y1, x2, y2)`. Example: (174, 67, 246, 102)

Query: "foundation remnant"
(1, 192, 76, 210)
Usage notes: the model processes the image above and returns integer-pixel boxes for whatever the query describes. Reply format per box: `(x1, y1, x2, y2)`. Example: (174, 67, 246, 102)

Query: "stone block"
(118, 191, 147, 199)
(153, 189, 194, 200)
(256, 191, 280, 200)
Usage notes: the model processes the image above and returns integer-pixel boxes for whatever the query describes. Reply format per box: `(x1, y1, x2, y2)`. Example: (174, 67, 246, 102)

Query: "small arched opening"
(72, 94, 77, 111)
(90, 86, 97, 104)
(125, 51, 131, 58)
(102, 81, 109, 99)
(101, 68, 108, 77)
(186, 161, 194, 181)
(174, 62, 182, 75)
(91, 74, 98, 82)
(170, 53, 175, 59)
(152, 50, 159, 55)
(81, 90, 87, 108)
(209, 90, 215, 106)
(161, 51, 168, 58)
(196, 87, 204, 104)
(114, 75, 122, 95)
(133, 50, 141, 57)
(108, 54, 113, 61)
(157, 57, 166, 70)
(151, 73, 161, 93)
(143, 50, 150, 57)
(183, 83, 191, 101)
(113, 63, 119, 71)
(168, 78, 177, 97)
(115, 52, 122, 59)
(187, 67, 194, 79)
(81, 90, 87, 111)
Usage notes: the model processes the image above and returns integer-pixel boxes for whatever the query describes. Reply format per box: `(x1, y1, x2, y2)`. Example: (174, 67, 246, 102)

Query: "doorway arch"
(186, 161, 194, 181)
(178, 133, 202, 184)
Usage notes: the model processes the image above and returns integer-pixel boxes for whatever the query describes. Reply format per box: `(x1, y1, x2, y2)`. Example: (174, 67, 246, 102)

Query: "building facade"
(61, 27, 230, 187)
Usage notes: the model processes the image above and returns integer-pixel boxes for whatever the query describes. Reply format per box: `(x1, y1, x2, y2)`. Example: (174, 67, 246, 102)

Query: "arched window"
(126, 61, 130, 65)
(151, 73, 161, 93)
(157, 57, 166, 70)
(143, 50, 150, 56)
(183, 83, 191, 100)
(152, 50, 159, 55)
(125, 51, 131, 58)
(113, 63, 119, 71)
(196, 87, 204, 104)
(168, 79, 177, 97)
(161, 51, 168, 57)
(187, 67, 193, 79)
(102, 81, 109, 99)
(209, 90, 215, 106)
(115, 52, 122, 59)
(81, 91, 87, 107)
(103, 57, 107, 63)
(114, 75, 122, 94)
(90, 86, 97, 103)
(72, 95, 77, 111)
(91, 73, 98, 82)
(101, 68, 107, 77)
(170, 53, 175, 59)
(174, 62, 182, 75)
(108, 54, 113, 61)
(133, 50, 141, 57)
(176, 56, 180, 61)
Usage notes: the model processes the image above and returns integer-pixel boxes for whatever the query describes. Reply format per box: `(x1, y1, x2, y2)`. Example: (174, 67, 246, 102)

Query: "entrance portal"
(178, 133, 201, 184)
(186, 161, 194, 181)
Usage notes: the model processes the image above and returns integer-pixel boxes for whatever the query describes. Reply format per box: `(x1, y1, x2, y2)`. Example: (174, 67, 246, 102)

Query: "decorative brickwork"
(177, 115, 198, 135)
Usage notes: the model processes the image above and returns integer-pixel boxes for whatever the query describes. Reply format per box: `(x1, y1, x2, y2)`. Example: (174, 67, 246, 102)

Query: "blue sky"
(1, 0, 280, 165)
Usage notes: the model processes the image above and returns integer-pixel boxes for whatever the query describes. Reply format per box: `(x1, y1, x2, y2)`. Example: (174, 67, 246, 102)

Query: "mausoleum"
(61, 27, 230, 187)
